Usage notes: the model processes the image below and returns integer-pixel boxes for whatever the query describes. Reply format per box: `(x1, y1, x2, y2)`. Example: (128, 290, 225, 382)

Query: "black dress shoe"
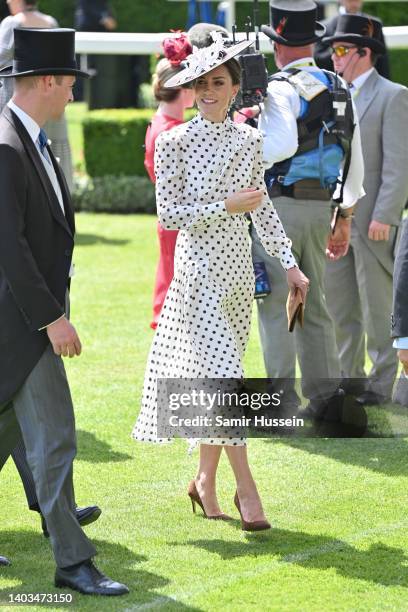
(42, 505, 102, 538)
(0, 555, 10, 566)
(303, 388, 345, 422)
(55, 560, 129, 596)
(355, 390, 390, 406)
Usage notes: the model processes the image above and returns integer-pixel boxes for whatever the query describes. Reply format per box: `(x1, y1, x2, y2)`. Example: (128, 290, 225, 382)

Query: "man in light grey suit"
(324, 15, 408, 404)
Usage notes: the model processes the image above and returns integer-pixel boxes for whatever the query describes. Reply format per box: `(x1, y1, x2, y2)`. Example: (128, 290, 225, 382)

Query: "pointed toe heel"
(234, 491, 271, 532)
(188, 480, 233, 521)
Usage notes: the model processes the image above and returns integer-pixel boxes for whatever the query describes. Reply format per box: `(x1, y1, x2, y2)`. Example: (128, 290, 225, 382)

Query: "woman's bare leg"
(194, 444, 224, 516)
(224, 445, 267, 522)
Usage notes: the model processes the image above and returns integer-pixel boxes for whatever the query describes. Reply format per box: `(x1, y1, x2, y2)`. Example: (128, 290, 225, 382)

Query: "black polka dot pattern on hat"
(131, 113, 296, 449)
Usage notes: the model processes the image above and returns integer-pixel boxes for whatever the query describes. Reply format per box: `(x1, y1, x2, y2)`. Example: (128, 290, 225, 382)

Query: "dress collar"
(191, 113, 232, 134)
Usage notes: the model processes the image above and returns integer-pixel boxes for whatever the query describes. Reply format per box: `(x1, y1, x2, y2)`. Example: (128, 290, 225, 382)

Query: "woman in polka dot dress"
(132, 34, 309, 530)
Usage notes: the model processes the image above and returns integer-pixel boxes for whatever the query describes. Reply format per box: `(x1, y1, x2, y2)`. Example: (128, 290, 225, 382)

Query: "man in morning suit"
(0, 27, 128, 595)
(324, 15, 408, 404)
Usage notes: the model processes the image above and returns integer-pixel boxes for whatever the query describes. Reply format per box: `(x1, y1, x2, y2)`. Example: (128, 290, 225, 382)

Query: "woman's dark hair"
(223, 58, 241, 86)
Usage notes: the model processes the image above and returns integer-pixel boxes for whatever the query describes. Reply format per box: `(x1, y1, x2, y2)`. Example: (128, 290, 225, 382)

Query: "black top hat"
(0, 28, 89, 78)
(261, 0, 326, 47)
(323, 14, 386, 55)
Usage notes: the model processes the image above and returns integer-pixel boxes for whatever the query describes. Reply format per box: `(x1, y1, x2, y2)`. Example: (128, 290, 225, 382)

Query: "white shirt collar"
(352, 67, 375, 91)
(339, 6, 362, 15)
(283, 57, 317, 71)
(7, 99, 41, 145)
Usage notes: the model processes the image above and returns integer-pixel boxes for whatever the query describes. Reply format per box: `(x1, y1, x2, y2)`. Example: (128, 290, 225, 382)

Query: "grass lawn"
(1, 214, 407, 611)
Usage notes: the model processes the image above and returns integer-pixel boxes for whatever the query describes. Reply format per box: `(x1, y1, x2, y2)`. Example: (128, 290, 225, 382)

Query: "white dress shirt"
(258, 57, 365, 209)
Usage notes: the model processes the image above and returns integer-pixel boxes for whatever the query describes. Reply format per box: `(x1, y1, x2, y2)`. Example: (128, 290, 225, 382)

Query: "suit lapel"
(5, 108, 73, 238)
(355, 70, 380, 122)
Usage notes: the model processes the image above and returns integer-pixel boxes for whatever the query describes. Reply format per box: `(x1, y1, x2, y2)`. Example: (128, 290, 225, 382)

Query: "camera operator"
(251, 0, 364, 416)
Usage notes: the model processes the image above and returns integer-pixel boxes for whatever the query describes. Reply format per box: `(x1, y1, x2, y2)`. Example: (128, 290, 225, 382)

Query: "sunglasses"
(331, 45, 359, 57)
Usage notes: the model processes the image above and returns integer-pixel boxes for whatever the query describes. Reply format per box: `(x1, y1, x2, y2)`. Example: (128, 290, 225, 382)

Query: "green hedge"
(72, 174, 156, 213)
(364, 2, 407, 27)
(389, 48, 408, 87)
(83, 108, 198, 178)
(83, 108, 155, 177)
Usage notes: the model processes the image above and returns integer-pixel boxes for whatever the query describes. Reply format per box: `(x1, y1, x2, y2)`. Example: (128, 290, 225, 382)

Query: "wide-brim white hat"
(164, 32, 253, 88)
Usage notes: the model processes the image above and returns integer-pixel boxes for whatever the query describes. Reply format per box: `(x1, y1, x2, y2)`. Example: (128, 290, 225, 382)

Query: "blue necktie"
(38, 128, 48, 156)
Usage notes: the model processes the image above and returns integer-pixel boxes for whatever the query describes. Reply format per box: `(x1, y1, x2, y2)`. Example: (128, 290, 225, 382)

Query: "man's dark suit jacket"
(75, 0, 113, 32)
(314, 13, 390, 79)
(0, 106, 75, 407)
(392, 219, 408, 339)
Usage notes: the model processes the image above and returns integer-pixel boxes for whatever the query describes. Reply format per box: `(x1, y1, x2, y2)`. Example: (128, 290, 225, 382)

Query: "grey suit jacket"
(354, 70, 408, 274)
(392, 218, 408, 339)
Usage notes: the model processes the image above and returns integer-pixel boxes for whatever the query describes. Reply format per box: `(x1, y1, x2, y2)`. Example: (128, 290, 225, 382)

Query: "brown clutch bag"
(286, 288, 305, 332)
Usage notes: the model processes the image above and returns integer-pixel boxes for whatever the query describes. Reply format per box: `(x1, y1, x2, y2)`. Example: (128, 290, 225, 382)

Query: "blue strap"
(318, 120, 335, 187)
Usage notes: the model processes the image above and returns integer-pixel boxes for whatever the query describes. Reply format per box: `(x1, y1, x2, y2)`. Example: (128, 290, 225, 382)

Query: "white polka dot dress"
(132, 114, 296, 448)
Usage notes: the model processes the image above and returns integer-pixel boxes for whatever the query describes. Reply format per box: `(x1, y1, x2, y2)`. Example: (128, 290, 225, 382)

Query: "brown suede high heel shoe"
(188, 480, 233, 521)
(234, 491, 271, 532)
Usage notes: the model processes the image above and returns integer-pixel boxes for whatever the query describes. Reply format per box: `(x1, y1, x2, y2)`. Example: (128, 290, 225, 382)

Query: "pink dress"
(145, 113, 183, 330)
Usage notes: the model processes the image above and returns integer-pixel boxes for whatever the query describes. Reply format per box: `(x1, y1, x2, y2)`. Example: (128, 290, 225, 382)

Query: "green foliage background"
(83, 108, 155, 177)
(39, 1, 407, 86)
(365, 2, 408, 26)
(39, 0, 263, 31)
(39, 0, 407, 30)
